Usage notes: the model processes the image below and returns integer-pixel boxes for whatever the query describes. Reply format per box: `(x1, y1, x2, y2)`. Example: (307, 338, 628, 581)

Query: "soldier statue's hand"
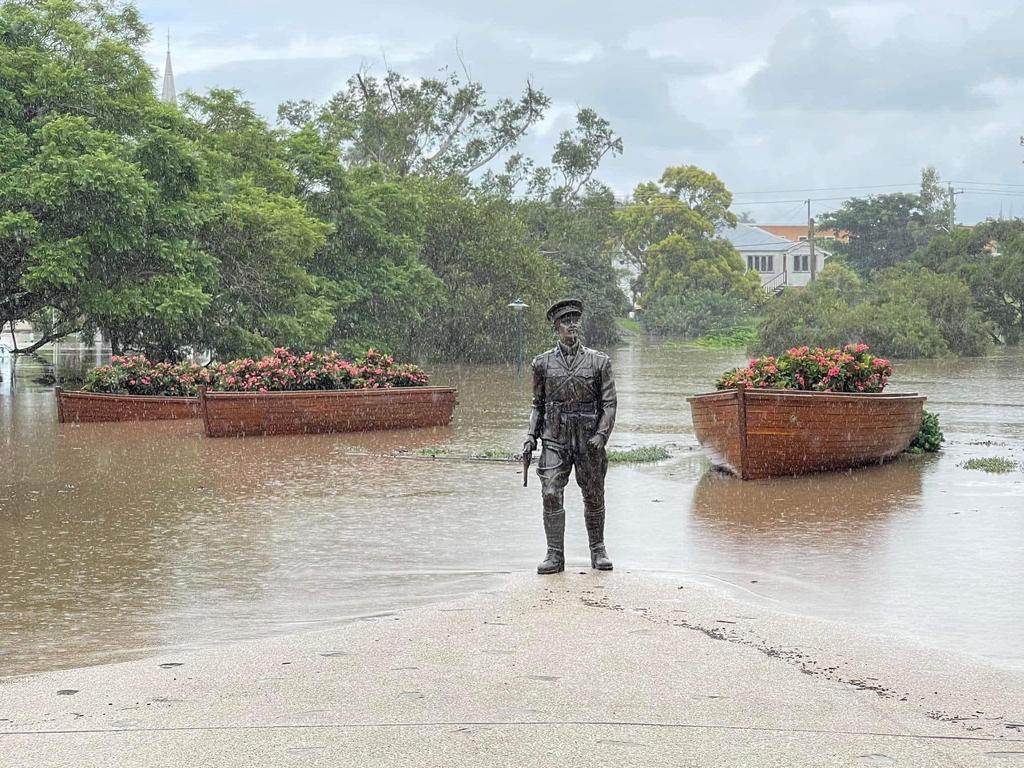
(588, 434, 606, 450)
(523, 436, 537, 454)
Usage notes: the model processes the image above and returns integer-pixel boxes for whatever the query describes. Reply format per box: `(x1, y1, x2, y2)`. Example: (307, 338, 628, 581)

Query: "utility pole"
(807, 199, 816, 282)
(947, 183, 956, 230)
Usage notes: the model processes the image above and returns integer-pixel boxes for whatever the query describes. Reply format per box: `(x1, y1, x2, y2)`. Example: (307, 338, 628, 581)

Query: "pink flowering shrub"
(82, 349, 430, 396)
(209, 348, 429, 392)
(715, 343, 892, 393)
(83, 356, 214, 396)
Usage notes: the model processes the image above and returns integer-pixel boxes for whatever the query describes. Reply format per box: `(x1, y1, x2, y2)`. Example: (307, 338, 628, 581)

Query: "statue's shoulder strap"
(532, 348, 555, 368)
(582, 346, 609, 368)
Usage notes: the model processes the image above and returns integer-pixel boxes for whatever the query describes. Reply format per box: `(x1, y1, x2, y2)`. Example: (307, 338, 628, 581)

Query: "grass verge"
(688, 326, 759, 350)
(616, 317, 642, 334)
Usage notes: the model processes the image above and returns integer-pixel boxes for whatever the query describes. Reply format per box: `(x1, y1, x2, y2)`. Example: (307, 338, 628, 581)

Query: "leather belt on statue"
(549, 401, 597, 414)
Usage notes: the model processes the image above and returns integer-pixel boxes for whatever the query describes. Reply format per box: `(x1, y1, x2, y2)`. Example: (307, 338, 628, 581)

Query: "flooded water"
(1, 340, 1023, 677)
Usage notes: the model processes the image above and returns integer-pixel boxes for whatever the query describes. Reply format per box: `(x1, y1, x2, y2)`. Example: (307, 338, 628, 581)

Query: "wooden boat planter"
(199, 386, 457, 438)
(687, 387, 926, 480)
(56, 387, 200, 423)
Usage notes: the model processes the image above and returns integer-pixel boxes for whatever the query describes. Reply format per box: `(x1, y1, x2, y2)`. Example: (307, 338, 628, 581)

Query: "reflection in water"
(2, 341, 1024, 675)
(691, 460, 924, 532)
(684, 462, 926, 635)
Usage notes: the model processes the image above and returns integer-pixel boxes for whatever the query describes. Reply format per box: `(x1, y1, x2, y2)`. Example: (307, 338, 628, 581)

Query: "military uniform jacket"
(527, 344, 617, 444)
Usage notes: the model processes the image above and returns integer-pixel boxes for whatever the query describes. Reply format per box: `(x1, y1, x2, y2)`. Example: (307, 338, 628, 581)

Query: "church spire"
(161, 30, 176, 106)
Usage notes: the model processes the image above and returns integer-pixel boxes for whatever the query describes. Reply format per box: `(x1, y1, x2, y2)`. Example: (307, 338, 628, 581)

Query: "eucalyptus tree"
(278, 67, 550, 179)
(500, 108, 627, 347)
(279, 77, 622, 360)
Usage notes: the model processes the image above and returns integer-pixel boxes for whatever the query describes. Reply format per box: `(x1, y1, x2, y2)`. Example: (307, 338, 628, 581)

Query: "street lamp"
(507, 299, 528, 375)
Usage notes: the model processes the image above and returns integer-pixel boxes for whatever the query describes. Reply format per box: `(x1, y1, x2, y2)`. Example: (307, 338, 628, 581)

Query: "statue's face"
(554, 313, 582, 346)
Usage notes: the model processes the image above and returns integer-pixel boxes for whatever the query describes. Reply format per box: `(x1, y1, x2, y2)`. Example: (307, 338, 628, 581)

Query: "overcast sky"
(137, 0, 1024, 224)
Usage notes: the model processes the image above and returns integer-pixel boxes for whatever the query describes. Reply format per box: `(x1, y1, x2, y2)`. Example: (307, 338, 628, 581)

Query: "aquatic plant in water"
(959, 457, 1019, 473)
(606, 446, 671, 464)
(415, 446, 450, 457)
(472, 448, 514, 459)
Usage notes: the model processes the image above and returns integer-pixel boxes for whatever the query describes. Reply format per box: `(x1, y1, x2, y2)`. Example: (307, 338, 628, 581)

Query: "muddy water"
(1, 342, 1023, 677)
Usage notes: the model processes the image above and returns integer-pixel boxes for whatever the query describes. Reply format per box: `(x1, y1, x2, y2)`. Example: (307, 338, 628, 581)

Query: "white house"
(718, 223, 829, 293)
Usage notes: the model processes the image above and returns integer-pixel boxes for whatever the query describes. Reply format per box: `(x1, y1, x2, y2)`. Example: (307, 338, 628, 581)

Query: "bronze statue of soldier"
(521, 299, 617, 574)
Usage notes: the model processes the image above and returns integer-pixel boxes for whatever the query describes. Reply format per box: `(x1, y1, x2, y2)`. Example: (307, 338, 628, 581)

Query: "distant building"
(757, 224, 848, 244)
(160, 33, 176, 106)
(718, 223, 829, 293)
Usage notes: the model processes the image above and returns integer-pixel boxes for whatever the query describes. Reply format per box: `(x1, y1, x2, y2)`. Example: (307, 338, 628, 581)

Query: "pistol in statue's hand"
(520, 439, 534, 487)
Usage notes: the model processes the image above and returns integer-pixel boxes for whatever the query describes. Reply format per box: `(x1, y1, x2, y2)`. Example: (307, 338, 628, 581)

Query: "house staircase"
(761, 272, 787, 296)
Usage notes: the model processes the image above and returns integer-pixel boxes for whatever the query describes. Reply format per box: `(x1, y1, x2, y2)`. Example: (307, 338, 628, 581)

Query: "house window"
(793, 253, 810, 272)
(747, 254, 773, 272)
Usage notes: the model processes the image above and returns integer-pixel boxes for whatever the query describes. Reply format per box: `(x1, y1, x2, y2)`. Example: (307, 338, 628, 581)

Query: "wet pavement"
(1, 341, 1023, 676)
(4, 574, 1022, 768)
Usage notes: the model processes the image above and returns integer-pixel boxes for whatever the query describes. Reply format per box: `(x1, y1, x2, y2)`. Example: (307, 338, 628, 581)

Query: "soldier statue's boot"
(537, 508, 565, 574)
(585, 508, 613, 571)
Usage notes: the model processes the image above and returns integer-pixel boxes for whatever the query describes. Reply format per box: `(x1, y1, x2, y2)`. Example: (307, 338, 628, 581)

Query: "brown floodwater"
(1, 341, 1023, 677)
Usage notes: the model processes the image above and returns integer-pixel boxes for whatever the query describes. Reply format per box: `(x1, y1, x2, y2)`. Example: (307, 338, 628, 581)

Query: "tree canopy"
(9, 1, 1014, 363)
(278, 67, 550, 179)
(755, 262, 990, 358)
(913, 219, 1024, 344)
(820, 166, 953, 275)
(613, 165, 760, 338)
(2, 0, 630, 362)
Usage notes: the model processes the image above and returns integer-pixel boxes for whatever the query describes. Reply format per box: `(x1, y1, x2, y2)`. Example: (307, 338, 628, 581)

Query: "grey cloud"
(371, 0, 703, 41)
(175, 57, 368, 117)
(744, 7, 1024, 112)
(412, 34, 720, 153)
(147, 0, 768, 46)
(145, 0, 1024, 223)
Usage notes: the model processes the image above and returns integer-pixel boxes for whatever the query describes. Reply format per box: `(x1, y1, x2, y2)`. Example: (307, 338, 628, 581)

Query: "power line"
(733, 201, 809, 225)
(958, 188, 1024, 196)
(958, 188, 1024, 197)
(731, 195, 865, 205)
(731, 182, 919, 195)
(736, 180, 1024, 196)
(951, 179, 1024, 188)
